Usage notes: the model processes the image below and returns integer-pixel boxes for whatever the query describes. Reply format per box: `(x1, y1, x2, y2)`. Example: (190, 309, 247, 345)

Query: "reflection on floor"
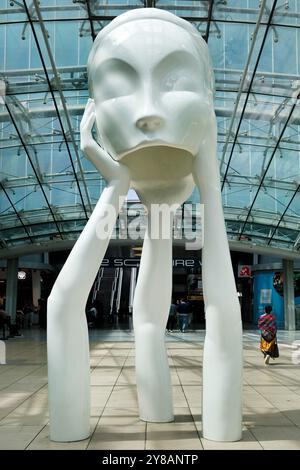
(0, 329, 300, 450)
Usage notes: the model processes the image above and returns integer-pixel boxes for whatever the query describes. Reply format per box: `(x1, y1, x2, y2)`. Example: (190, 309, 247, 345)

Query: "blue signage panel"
(253, 272, 286, 329)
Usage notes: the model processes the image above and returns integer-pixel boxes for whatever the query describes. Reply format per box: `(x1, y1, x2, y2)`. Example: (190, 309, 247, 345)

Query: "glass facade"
(0, 0, 300, 252)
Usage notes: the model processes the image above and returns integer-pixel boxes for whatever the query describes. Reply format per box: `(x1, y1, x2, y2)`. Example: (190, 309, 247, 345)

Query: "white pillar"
(283, 259, 295, 331)
(32, 270, 41, 307)
(6, 258, 18, 323)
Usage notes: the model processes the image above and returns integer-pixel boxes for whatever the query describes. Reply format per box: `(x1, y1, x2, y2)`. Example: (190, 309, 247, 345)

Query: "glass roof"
(0, 0, 300, 254)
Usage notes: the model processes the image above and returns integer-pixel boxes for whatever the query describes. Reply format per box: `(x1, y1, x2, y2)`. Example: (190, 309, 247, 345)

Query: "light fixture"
(18, 271, 26, 280)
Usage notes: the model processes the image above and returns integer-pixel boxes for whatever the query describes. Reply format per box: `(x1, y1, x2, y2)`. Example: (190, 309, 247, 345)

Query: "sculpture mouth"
(117, 140, 195, 160)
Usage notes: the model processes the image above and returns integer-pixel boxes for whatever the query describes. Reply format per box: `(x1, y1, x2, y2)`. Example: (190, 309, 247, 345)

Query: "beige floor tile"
(116, 368, 136, 385)
(0, 366, 17, 375)
(0, 407, 18, 421)
(167, 342, 200, 350)
(286, 386, 300, 395)
(112, 342, 133, 349)
(167, 357, 175, 367)
(89, 349, 110, 357)
(201, 428, 262, 450)
(0, 425, 44, 450)
(106, 385, 138, 408)
(99, 357, 127, 367)
(90, 368, 120, 386)
(0, 405, 48, 426)
(34, 385, 48, 395)
(0, 380, 20, 390)
(171, 349, 202, 358)
(100, 407, 142, 426)
(169, 369, 181, 385)
(0, 391, 32, 410)
(91, 343, 114, 349)
(146, 422, 202, 450)
(266, 394, 300, 410)
(27, 418, 99, 450)
(281, 410, 300, 426)
(2, 381, 46, 394)
(252, 385, 294, 396)
(244, 371, 281, 386)
(172, 386, 189, 407)
(91, 386, 113, 407)
(171, 407, 195, 424)
(176, 368, 202, 385)
(190, 407, 201, 431)
(90, 358, 105, 367)
(107, 349, 130, 357)
(250, 425, 300, 450)
(0, 366, 42, 381)
(88, 424, 146, 450)
(123, 357, 136, 366)
(243, 388, 275, 408)
(172, 357, 202, 367)
(2, 334, 300, 451)
(182, 385, 202, 407)
(244, 407, 294, 426)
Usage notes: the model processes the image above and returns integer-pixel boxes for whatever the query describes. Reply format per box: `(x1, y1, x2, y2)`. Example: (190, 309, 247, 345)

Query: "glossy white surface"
(47, 8, 242, 442)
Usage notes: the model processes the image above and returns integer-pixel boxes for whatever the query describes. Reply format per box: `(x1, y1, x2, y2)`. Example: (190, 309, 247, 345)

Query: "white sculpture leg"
(133, 210, 174, 422)
(0, 340, 5, 364)
(47, 180, 129, 442)
(193, 125, 243, 442)
(201, 196, 243, 441)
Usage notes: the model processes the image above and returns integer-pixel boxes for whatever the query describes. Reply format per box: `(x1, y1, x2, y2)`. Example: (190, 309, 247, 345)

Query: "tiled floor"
(0, 329, 300, 450)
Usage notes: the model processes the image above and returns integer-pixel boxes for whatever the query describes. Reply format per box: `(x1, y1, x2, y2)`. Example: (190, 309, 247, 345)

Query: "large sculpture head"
(87, 8, 215, 203)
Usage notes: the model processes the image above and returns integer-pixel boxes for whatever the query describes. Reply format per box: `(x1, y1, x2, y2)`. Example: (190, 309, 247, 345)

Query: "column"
(283, 259, 295, 331)
(32, 270, 41, 307)
(6, 258, 18, 323)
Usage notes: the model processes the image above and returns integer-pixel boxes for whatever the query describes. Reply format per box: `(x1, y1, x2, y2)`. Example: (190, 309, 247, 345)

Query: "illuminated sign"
(238, 265, 252, 278)
(100, 258, 201, 268)
(17, 271, 26, 280)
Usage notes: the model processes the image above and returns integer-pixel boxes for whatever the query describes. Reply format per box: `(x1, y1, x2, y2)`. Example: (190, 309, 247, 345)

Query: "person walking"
(23, 302, 34, 329)
(258, 305, 279, 365)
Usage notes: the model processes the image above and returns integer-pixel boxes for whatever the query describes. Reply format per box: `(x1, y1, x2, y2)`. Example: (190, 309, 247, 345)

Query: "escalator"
(90, 266, 135, 329)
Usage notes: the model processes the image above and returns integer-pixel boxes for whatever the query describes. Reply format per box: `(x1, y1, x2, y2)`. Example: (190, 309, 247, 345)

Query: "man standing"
(177, 298, 192, 333)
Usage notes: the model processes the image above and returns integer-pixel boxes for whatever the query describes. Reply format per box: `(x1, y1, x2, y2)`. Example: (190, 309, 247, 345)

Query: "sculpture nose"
(135, 115, 165, 132)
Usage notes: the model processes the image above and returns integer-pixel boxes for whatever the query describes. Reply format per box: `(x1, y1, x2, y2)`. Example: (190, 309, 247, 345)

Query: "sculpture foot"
(140, 414, 174, 423)
(202, 429, 242, 442)
(50, 425, 91, 443)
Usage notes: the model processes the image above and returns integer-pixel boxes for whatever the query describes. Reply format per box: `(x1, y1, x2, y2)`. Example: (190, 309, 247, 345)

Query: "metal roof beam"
(267, 183, 300, 245)
(24, 0, 91, 218)
(5, 100, 64, 240)
(0, 181, 34, 243)
(1, 236, 300, 261)
(221, 0, 277, 188)
(238, 88, 300, 239)
(2, 103, 300, 125)
(85, 0, 96, 41)
(203, 0, 214, 42)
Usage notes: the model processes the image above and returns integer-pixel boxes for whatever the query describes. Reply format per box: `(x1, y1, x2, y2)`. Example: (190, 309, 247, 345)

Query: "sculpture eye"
(100, 70, 136, 100)
(162, 73, 198, 92)
(94, 60, 138, 101)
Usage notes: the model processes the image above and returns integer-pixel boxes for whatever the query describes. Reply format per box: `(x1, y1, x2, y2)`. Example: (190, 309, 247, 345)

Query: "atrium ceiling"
(0, 0, 300, 256)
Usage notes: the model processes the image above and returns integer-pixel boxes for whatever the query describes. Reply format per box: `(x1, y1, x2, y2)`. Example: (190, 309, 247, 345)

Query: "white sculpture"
(47, 8, 243, 443)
